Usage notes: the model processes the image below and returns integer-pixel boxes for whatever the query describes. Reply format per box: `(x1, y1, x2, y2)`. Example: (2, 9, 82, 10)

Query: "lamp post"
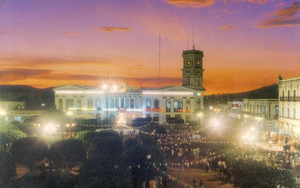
(143, 154, 151, 188)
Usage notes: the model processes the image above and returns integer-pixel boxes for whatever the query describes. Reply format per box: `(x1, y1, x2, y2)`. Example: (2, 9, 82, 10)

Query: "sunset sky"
(0, 0, 300, 94)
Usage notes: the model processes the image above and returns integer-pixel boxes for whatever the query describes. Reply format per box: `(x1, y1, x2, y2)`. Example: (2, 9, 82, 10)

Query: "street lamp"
(144, 154, 152, 188)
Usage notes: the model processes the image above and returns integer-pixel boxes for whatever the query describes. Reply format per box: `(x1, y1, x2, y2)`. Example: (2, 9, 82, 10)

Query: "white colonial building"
(53, 48, 206, 124)
(278, 75, 300, 138)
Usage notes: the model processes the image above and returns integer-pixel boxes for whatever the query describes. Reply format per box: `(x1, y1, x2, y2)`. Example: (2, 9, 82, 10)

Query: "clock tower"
(181, 47, 205, 90)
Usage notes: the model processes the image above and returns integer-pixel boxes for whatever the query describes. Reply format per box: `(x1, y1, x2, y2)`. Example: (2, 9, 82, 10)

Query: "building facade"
(278, 75, 300, 138)
(243, 98, 278, 132)
(53, 48, 206, 124)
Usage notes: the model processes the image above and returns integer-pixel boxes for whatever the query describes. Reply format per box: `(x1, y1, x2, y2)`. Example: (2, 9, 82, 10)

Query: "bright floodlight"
(0, 110, 6, 116)
(67, 111, 73, 116)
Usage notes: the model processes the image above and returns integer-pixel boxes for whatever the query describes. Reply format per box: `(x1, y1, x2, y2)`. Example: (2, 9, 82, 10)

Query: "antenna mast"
(192, 24, 195, 49)
(159, 35, 161, 88)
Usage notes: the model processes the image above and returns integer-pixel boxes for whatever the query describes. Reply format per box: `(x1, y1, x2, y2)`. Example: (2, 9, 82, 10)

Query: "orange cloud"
(255, 2, 300, 28)
(218, 24, 236, 30)
(61, 32, 81, 36)
(91, 27, 133, 33)
(164, 0, 272, 8)
(164, 0, 215, 8)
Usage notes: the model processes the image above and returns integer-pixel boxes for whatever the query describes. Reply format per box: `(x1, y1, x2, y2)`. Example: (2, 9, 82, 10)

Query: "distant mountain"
(204, 84, 278, 106)
(0, 85, 55, 110)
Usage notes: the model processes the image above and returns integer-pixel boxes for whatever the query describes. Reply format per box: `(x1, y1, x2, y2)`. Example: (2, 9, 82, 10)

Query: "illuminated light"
(145, 108, 162, 112)
(66, 124, 70, 127)
(0, 110, 6, 116)
(103, 108, 118, 112)
(103, 84, 108, 89)
(67, 111, 73, 116)
(85, 91, 104, 94)
(72, 123, 75, 126)
(82, 107, 97, 111)
(126, 109, 142, 112)
(55, 90, 84, 94)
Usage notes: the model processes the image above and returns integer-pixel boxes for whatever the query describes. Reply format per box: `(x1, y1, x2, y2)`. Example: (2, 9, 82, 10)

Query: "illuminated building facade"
(53, 49, 205, 123)
(278, 75, 300, 138)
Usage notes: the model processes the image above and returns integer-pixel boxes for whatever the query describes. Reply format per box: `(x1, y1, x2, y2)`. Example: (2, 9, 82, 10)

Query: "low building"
(54, 48, 206, 124)
(278, 75, 300, 141)
(243, 98, 278, 136)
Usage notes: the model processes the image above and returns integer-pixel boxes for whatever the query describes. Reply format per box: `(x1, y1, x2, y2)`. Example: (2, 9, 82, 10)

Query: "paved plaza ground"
(167, 166, 235, 188)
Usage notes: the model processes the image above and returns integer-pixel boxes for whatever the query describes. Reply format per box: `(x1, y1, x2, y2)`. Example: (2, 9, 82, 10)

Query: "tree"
(0, 130, 27, 152)
(78, 154, 132, 188)
(75, 130, 120, 149)
(124, 145, 166, 188)
(10, 137, 48, 172)
(74, 130, 98, 148)
(49, 139, 86, 170)
(0, 152, 16, 185)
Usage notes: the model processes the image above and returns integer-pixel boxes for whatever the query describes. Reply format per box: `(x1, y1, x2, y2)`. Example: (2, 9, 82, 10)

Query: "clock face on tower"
(186, 60, 191, 65)
(197, 61, 200, 65)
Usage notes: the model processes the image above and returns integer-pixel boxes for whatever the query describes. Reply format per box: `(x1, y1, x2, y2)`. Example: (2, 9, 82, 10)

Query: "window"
(294, 90, 296, 101)
(88, 98, 93, 108)
(130, 97, 134, 109)
(96, 98, 101, 111)
(196, 99, 200, 109)
(121, 97, 124, 108)
(294, 108, 296, 119)
(66, 98, 70, 110)
(178, 100, 183, 111)
(58, 98, 63, 111)
(146, 114, 151, 118)
(105, 97, 108, 108)
(174, 99, 178, 112)
(108, 113, 116, 120)
(114, 97, 119, 108)
(186, 99, 191, 110)
(77, 98, 81, 109)
(146, 99, 151, 109)
(288, 90, 290, 101)
(110, 97, 114, 108)
(275, 105, 279, 116)
(166, 99, 171, 112)
(186, 75, 190, 86)
(70, 99, 74, 108)
(154, 99, 159, 109)
(154, 114, 159, 122)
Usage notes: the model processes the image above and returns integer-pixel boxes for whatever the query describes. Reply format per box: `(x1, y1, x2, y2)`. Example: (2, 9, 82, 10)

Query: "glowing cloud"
(164, 0, 272, 8)
(218, 24, 236, 30)
(164, 0, 215, 8)
(91, 27, 133, 33)
(61, 32, 81, 36)
(255, 2, 300, 28)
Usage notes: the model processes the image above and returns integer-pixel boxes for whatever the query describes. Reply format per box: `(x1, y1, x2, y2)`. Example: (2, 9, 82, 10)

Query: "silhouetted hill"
(0, 85, 55, 110)
(204, 84, 278, 107)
